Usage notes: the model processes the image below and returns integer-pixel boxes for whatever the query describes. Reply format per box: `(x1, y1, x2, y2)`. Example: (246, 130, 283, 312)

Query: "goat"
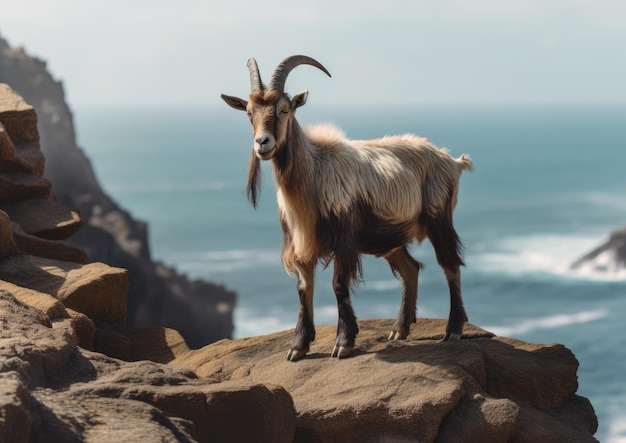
(221, 55, 473, 361)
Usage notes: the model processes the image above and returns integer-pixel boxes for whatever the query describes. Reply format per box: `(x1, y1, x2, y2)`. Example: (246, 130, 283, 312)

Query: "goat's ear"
(221, 94, 248, 111)
(292, 90, 309, 109)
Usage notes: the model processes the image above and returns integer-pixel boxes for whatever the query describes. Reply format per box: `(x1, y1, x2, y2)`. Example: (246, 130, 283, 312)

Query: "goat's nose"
(256, 136, 270, 146)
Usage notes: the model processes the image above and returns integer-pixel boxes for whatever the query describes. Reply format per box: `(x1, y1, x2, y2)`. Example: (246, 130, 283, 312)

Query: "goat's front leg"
(287, 260, 316, 361)
(331, 263, 359, 359)
(385, 246, 422, 340)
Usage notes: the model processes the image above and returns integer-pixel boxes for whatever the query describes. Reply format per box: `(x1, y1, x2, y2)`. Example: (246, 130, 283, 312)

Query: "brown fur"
(250, 90, 283, 105)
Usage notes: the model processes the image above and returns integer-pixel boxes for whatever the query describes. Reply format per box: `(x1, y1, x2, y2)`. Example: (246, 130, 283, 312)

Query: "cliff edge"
(0, 35, 234, 347)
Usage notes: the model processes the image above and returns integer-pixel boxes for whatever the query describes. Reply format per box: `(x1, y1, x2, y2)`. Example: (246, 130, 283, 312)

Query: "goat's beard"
(247, 149, 262, 208)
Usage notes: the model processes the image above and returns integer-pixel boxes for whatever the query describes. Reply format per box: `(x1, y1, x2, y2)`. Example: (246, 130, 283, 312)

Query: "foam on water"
(469, 233, 626, 282)
(483, 309, 609, 336)
(165, 249, 281, 274)
(365, 280, 402, 291)
(607, 415, 626, 443)
(108, 181, 232, 194)
(582, 191, 626, 212)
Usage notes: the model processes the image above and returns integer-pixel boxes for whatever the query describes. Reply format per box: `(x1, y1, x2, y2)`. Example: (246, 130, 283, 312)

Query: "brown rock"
(173, 319, 598, 442)
(66, 308, 95, 350)
(200, 380, 296, 443)
(93, 326, 132, 361)
(0, 292, 77, 384)
(0, 293, 296, 441)
(0, 280, 68, 320)
(126, 327, 191, 364)
(0, 198, 82, 240)
(0, 172, 51, 201)
(0, 372, 34, 443)
(11, 221, 88, 264)
(0, 210, 16, 257)
(437, 394, 521, 442)
(0, 84, 43, 175)
(0, 254, 128, 324)
(0, 83, 39, 145)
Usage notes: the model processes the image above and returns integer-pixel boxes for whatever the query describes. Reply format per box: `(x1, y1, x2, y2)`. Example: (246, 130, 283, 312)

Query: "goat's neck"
(272, 119, 319, 264)
(272, 119, 314, 195)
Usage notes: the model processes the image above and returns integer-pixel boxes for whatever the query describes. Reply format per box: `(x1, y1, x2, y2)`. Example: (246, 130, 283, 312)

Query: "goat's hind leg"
(441, 266, 467, 341)
(287, 260, 316, 361)
(385, 247, 422, 340)
(426, 214, 468, 341)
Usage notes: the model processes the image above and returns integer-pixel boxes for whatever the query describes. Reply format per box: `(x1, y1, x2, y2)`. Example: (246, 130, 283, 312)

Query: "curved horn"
(247, 58, 264, 93)
(267, 55, 331, 93)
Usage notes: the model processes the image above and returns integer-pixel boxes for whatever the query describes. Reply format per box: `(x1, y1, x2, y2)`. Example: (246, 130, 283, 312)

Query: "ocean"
(74, 103, 625, 441)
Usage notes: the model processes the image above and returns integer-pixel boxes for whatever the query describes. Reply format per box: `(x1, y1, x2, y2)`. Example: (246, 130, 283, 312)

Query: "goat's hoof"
(442, 332, 462, 342)
(387, 330, 408, 341)
(287, 348, 308, 361)
(331, 344, 353, 359)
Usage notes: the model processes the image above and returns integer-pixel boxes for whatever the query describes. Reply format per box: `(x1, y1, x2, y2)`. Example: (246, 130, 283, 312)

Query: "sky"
(1, 0, 626, 109)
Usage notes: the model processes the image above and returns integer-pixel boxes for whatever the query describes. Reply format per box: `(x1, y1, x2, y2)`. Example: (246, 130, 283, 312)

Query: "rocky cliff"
(0, 49, 599, 442)
(0, 35, 234, 347)
(571, 226, 626, 277)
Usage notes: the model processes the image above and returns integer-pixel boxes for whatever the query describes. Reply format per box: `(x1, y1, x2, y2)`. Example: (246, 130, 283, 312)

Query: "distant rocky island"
(571, 226, 626, 277)
(0, 35, 234, 348)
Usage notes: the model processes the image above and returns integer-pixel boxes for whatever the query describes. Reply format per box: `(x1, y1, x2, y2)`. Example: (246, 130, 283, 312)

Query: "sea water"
(75, 104, 626, 441)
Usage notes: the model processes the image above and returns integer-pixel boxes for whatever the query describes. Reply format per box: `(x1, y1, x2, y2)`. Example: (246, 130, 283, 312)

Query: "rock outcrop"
(0, 294, 296, 443)
(0, 34, 234, 348)
(0, 83, 295, 442)
(174, 319, 598, 442)
(571, 226, 626, 277)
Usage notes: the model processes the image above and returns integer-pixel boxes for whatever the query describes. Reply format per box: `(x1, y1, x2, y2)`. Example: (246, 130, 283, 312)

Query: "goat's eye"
(280, 107, 290, 114)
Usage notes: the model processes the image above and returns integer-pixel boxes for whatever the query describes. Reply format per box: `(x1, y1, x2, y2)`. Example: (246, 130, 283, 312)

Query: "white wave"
(469, 234, 626, 281)
(484, 309, 608, 337)
(233, 305, 342, 339)
(581, 191, 626, 212)
(365, 279, 402, 291)
(165, 249, 281, 273)
(607, 416, 626, 443)
(108, 181, 232, 194)
(571, 249, 626, 281)
(234, 307, 294, 339)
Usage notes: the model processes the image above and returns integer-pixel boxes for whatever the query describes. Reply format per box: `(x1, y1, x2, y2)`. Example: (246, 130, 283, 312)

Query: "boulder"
(10, 221, 89, 264)
(0, 198, 82, 240)
(174, 318, 598, 442)
(0, 293, 297, 442)
(0, 172, 51, 202)
(0, 254, 128, 324)
(0, 83, 44, 175)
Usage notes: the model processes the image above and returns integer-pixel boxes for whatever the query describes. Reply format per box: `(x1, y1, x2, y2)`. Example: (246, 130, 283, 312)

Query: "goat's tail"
(456, 154, 474, 172)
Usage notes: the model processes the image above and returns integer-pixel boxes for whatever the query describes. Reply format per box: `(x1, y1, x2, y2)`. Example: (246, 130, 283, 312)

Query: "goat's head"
(221, 55, 331, 161)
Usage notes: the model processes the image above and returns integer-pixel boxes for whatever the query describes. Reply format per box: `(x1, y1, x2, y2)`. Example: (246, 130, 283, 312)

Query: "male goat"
(221, 55, 473, 361)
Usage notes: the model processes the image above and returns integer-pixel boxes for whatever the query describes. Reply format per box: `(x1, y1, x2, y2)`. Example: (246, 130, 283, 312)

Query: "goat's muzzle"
(254, 132, 277, 160)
